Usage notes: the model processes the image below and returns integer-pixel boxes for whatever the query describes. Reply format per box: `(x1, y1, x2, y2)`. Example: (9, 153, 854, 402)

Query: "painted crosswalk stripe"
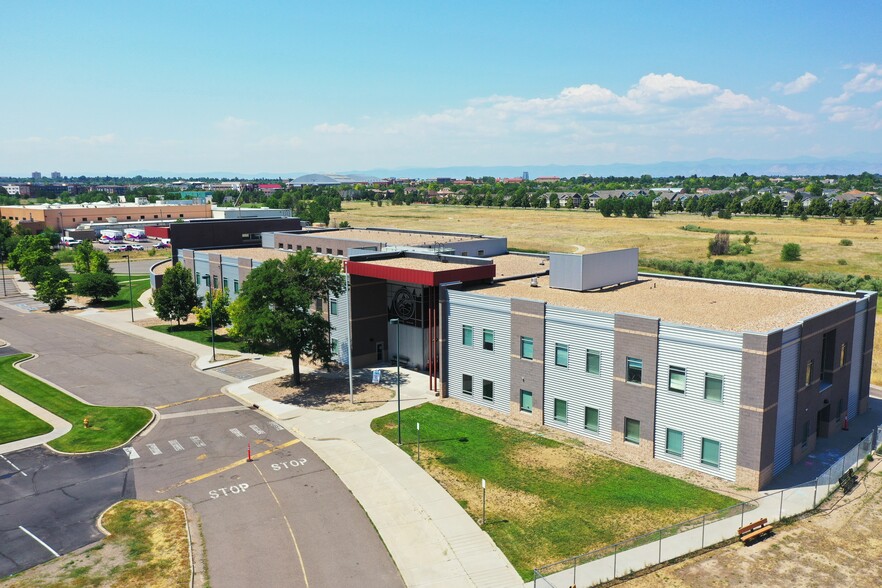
(229, 428, 245, 438)
(169, 439, 185, 451)
(268, 421, 284, 431)
(146, 443, 162, 456)
(190, 436, 206, 448)
(250, 424, 266, 435)
(123, 447, 140, 460)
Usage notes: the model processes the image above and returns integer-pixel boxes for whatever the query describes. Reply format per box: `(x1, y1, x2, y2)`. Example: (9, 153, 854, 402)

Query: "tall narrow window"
(584, 407, 599, 432)
(666, 429, 684, 457)
(483, 329, 494, 351)
(805, 360, 814, 387)
(669, 366, 686, 393)
(624, 418, 640, 444)
(701, 438, 721, 467)
(586, 350, 600, 375)
(554, 399, 567, 423)
(482, 379, 494, 401)
(626, 358, 643, 384)
(331, 339, 339, 354)
(520, 390, 533, 413)
(330, 300, 338, 316)
(223, 277, 229, 291)
(520, 336, 534, 360)
(555, 343, 569, 367)
(704, 373, 723, 402)
(233, 280, 239, 294)
(462, 375, 473, 395)
(462, 325, 473, 346)
(840, 342, 848, 367)
(821, 330, 835, 385)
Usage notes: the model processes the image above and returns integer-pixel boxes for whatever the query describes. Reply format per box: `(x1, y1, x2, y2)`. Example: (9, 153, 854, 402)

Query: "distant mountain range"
(125, 155, 882, 180)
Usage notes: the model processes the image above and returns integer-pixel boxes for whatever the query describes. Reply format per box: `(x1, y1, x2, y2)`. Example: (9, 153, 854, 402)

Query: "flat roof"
(199, 247, 291, 262)
(356, 256, 477, 272)
(295, 228, 491, 247)
(490, 254, 549, 279)
(470, 274, 851, 333)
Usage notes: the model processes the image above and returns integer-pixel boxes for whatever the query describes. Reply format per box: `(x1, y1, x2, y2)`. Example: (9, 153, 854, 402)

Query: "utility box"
(549, 248, 639, 291)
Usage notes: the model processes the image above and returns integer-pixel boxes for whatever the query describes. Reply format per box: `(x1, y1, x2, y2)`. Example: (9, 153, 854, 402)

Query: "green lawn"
(0, 395, 53, 445)
(148, 324, 247, 352)
(371, 404, 738, 579)
(0, 354, 153, 453)
(100, 273, 151, 310)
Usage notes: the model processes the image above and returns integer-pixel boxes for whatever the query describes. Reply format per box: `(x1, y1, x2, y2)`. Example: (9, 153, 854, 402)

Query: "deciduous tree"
(151, 262, 200, 326)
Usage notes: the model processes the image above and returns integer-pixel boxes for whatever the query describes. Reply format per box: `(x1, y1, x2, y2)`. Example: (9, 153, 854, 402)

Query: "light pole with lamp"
(389, 317, 401, 446)
(202, 275, 217, 363)
(123, 254, 134, 322)
(0, 248, 7, 297)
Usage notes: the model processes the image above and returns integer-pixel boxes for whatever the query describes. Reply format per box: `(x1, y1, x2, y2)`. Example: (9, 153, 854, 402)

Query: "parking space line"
(229, 428, 245, 438)
(250, 424, 266, 435)
(169, 440, 185, 451)
(146, 443, 162, 455)
(18, 526, 60, 557)
(0, 454, 27, 477)
(252, 462, 309, 587)
(190, 436, 206, 448)
(154, 393, 225, 410)
(268, 421, 284, 431)
(123, 447, 140, 460)
(157, 439, 300, 493)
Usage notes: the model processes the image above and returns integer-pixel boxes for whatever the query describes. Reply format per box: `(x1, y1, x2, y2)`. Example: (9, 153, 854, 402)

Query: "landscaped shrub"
(708, 233, 729, 256)
(840, 239, 853, 246)
(781, 243, 802, 262)
(838, 259, 848, 265)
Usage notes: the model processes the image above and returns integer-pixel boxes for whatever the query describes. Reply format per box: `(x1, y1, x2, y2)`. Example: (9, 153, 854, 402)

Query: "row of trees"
(152, 250, 343, 384)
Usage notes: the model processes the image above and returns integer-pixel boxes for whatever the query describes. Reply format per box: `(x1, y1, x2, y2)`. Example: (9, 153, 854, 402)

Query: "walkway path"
(0, 384, 72, 454)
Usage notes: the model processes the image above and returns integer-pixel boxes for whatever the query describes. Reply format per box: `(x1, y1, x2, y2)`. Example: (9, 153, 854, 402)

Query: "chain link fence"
(533, 427, 882, 587)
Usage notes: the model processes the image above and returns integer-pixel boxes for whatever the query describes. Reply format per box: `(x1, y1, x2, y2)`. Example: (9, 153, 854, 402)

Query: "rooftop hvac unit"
(530, 276, 539, 287)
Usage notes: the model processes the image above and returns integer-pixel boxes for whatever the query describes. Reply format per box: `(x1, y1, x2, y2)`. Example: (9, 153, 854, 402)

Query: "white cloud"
(313, 122, 354, 134)
(626, 73, 719, 102)
(772, 72, 818, 95)
(215, 116, 254, 132)
(844, 63, 882, 94)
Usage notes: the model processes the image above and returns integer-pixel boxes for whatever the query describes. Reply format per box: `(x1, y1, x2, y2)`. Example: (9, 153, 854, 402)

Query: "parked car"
(60, 237, 82, 247)
(154, 241, 171, 249)
(130, 244, 144, 251)
(107, 244, 133, 252)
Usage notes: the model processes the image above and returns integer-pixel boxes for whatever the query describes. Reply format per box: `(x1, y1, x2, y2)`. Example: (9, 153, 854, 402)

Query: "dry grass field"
(334, 203, 882, 385)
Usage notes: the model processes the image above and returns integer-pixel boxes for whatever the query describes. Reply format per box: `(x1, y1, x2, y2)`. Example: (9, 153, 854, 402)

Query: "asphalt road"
(0, 306, 403, 586)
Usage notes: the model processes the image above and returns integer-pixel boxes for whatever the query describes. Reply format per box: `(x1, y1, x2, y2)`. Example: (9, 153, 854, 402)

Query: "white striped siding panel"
(329, 284, 350, 365)
(446, 291, 511, 414)
(543, 306, 615, 443)
(655, 324, 743, 482)
(773, 325, 801, 475)
(848, 299, 868, 420)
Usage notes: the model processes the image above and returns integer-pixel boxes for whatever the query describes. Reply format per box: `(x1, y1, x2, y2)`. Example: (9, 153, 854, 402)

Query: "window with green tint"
(555, 343, 568, 367)
(520, 390, 533, 413)
(462, 325, 473, 346)
(626, 357, 643, 384)
(233, 280, 239, 294)
(223, 277, 229, 292)
(331, 338, 339, 354)
(584, 407, 599, 432)
(701, 438, 720, 467)
(704, 373, 723, 402)
(554, 398, 567, 423)
(482, 379, 494, 401)
(586, 349, 600, 375)
(520, 336, 534, 360)
(624, 418, 640, 444)
(462, 374, 472, 395)
(666, 429, 683, 456)
(483, 329, 494, 351)
(669, 366, 686, 393)
(330, 299, 338, 316)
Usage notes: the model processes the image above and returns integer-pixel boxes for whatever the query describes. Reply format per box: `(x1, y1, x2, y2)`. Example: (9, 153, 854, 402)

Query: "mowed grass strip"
(0, 354, 152, 453)
(148, 324, 246, 351)
(3, 499, 190, 588)
(0, 394, 53, 445)
(101, 273, 151, 310)
(371, 403, 738, 580)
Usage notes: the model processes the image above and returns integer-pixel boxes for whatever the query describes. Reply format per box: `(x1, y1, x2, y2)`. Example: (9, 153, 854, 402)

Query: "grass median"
(0, 395, 53, 445)
(148, 323, 246, 352)
(0, 354, 152, 453)
(371, 403, 738, 580)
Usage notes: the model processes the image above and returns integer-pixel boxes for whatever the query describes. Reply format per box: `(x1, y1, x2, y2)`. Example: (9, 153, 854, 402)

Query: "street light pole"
(0, 251, 7, 297)
(390, 317, 401, 446)
(124, 254, 134, 322)
(203, 275, 216, 363)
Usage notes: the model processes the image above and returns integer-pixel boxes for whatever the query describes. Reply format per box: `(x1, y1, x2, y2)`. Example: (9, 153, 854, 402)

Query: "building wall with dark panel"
(611, 314, 659, 460)
(169, 217, 301, 263)
(509, 298, 546, 424)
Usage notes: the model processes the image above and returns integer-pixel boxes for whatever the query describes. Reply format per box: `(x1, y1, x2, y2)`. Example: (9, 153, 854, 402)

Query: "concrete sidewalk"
(0, 384, 72, 454)
(73, 302, 523, 587)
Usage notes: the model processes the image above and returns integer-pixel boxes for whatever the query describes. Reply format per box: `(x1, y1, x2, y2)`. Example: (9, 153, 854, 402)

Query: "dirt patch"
(622, 462, 882, 588)
(510, 443, 603, 480)
(253, 371, 394, 411)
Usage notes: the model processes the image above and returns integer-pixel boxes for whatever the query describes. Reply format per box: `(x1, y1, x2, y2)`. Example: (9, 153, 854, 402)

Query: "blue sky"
(2, 1, 881, 176)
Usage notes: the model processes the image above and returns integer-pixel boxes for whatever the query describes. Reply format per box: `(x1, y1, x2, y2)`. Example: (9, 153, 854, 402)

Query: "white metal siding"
(773, 325, 801, 475)
(446, 291, 511, 414)
(544, 306, 615, 442)
(655, 324, 743, 482)
(329, 284, 350, 365)
(848, 299, 868, 419)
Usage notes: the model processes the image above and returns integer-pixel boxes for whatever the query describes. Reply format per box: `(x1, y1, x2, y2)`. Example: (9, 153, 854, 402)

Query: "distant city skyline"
(2, 1, 880, 176)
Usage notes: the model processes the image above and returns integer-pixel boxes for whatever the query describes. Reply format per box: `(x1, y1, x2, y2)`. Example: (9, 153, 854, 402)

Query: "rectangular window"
(821, 330, 835, 385)
(462, 374, 472, 395)
(624, 418, 640, 444)
(701, 438, 721, 467)
(805, 360, 813, 387)
(840, 342, 848, 367)
(584, 407, 599, 432)
(223, 277, 229, 291)
(233, 280, 239, 294)
(555, 343, 568, 367)
(666, 429, 684, 457)
(213, 276, 218, 289)
(330, 300, 338, 316)
(704, 373, 723, 402)
(520, 336, 534, 360)
(802, 421, 809, 447)
(483, 329, 494, 351)
(520, 390, 533, 413)
(554, 398, 567, 423)
(331, 338, 339, 354)
(482, 379, 493, 401)
(586, 349, 600, 375)
(462, 325, 473, 346)
(626, 357, 643, 384)
(668, 366, 686, 393)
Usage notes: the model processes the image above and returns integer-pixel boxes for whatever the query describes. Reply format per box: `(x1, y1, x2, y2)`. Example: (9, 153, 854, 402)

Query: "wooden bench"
(738, 518, 773, 544)
(839, 468, 859, 493)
